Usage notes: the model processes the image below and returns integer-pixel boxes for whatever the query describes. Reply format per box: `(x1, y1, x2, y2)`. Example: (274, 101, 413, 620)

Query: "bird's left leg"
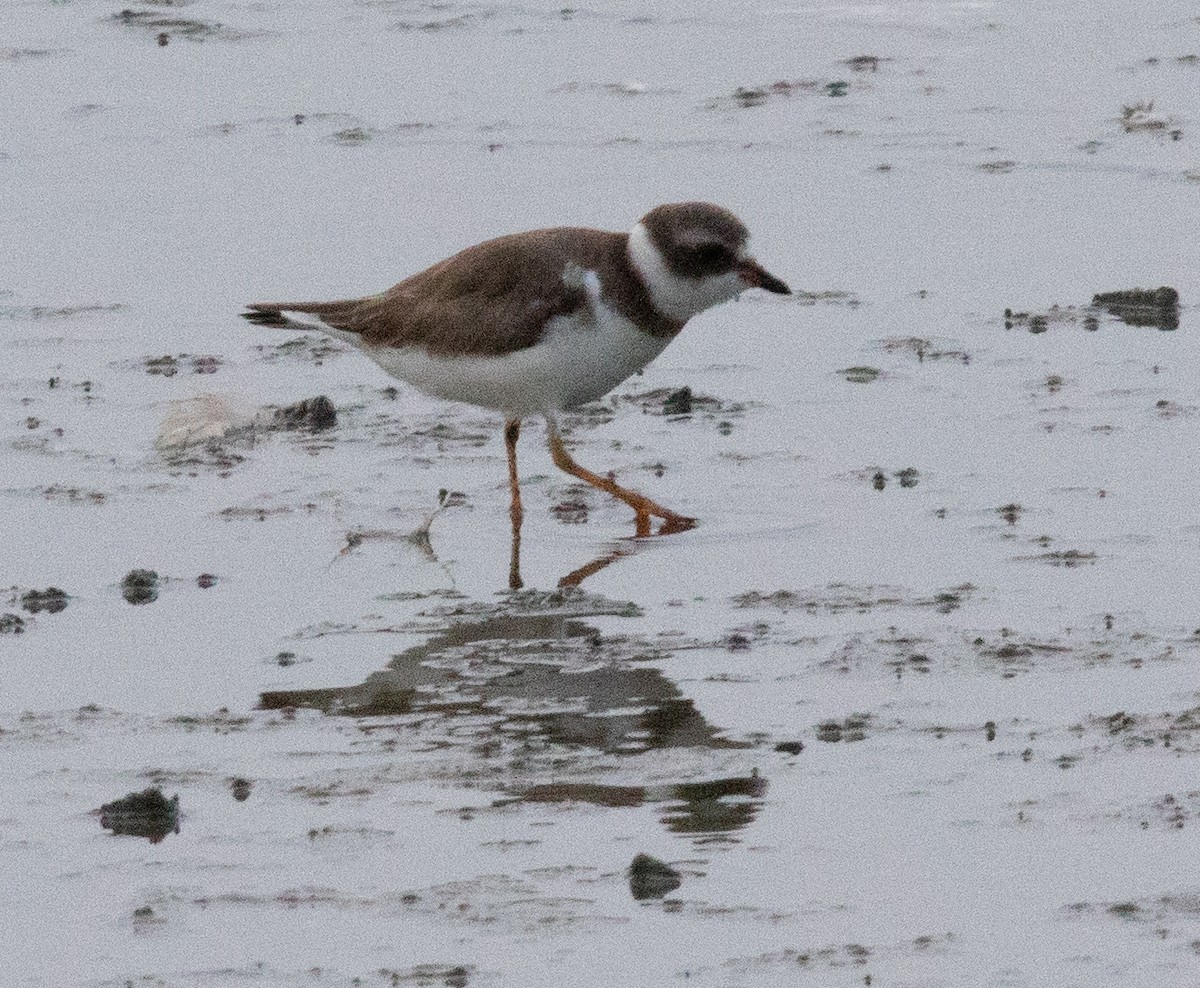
(505, 418, 524, 589)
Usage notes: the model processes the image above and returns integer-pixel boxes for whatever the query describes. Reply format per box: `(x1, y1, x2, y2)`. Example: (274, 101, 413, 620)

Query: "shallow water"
(3, 0, 1200, 985)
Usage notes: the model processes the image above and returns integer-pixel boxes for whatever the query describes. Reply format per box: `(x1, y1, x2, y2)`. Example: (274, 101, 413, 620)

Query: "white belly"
(366, 303, 673, 417)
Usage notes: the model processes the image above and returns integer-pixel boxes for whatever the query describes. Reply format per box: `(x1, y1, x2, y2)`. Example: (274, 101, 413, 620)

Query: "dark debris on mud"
(121, 568, 159, 605)
(628, 853, 683, 900)
(266, 394, 337, 432)
(1005, 285, 1179, 332)
(1092, 287, 1180, 331)
(0, 612, 26, 634)
(871, 467, 919, 490)
(140, 353, 224, 376)
(879, 336, 970, 363)
(1018, 548, 1098, 568)
(619, 385, 750, 420)
(252, 334, 347, 365)
(112, 3, 237, 43)
(0, 300, 124, 320)
(97, 786, 180, 843)
(734, 583, 975, 616)
(16, 587, 69, 614)
(707, 78, 855, 110)
(816, 714, 871, 743)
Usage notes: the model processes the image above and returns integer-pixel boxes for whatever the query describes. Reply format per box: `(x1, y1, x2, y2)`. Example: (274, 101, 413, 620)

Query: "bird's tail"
(241, 299, 364, 330)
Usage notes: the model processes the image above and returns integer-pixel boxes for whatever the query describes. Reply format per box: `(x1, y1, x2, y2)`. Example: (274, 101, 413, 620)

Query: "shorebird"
(243, 201, 790, 537)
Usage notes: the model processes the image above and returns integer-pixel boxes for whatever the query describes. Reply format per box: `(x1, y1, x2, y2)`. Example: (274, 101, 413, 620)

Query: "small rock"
(98, 786, 180, 843)
(0, 613, 26, 634)
(662, 387, 693, 416)
(20, 587, 68, 614)
(229, 777, 252, 802)
(270, 395, 337, 431)
(628, 853, 683, 900)
(1092, 286, 1179, 331)
(121, 569, 159, 605)
(842, 366, 881, 384)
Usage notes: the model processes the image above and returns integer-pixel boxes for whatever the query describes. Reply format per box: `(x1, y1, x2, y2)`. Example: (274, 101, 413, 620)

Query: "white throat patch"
(626, 221, 747, 323)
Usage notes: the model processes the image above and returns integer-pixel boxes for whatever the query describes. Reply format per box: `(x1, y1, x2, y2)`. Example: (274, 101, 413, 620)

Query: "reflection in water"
(506, 497, 682, 590)
(263, 613, 746, 753)
(522, 773, 767, 839)
(261, 607, 766, 838)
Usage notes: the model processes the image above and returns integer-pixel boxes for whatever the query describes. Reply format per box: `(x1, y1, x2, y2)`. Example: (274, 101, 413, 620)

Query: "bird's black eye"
(688, 243, 731, 269)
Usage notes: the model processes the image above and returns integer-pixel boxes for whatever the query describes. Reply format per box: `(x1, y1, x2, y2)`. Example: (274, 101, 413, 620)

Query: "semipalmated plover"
(244, 202, 790, 535)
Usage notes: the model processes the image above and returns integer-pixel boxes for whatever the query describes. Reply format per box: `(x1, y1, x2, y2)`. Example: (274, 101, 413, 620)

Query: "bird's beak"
(737, 259, 791, 295)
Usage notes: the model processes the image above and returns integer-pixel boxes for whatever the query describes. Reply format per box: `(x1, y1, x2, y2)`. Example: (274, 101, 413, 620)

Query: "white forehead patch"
(672, 227, 744, 250)
(627, 222, 747, 323)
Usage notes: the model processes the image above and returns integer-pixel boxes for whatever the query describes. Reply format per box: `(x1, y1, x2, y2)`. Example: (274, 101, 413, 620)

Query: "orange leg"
(545, 419, 695, 537)
(505, 419, 524, 526)
(505, 418, 524, 589)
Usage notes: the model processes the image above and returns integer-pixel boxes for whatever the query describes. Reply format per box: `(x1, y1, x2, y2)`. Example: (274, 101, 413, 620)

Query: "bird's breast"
(366, 299, 673, 417)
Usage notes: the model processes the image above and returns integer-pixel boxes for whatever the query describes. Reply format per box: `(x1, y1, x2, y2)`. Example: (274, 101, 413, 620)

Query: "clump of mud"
(845, 54, 888, 71)
(0, 613, 26, 634)
(998, 503, 1023, 525)
(662, 386, 693, 415)
(19, 587, 68, 614)
(252, 334, 346, 365)
(1004, 285, 1179, 332)
(623, 385, 745, 419)
(878, 336, 969, 363)
(870, 467, 919, 490)
(121, 569, 159, 605)
(627, 853, 683, 900)
(1092, 287, 1179, 331)
(98, 786, 180, 843)
(708, 79, 822, 109)
(734, 582, 974, 616)
(1120, 101, 1181, 139)
(141, 353, 223, 376)
(1018, 547, 1098, 567)
(842, 366, 881, 384)
(816, 714, 871, 743)
(113, 6, 224, 41)
(111, 0, 247, 43)
(266, 395, 337, 432)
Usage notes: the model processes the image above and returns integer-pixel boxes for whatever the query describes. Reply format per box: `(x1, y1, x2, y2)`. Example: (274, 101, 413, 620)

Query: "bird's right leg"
(544, 417, 695, 537)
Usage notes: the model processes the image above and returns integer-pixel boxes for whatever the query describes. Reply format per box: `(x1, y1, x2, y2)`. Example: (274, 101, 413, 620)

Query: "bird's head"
(628, 201, 790, 323)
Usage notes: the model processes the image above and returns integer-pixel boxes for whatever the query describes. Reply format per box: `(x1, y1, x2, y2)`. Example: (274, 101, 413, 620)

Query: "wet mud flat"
(4, 0, 1200, 985)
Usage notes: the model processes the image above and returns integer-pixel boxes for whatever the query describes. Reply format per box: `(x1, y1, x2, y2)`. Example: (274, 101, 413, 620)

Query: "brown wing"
(245, 228, 625, 357)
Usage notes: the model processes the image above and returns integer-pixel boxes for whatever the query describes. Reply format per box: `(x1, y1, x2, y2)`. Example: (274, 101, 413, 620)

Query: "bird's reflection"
(509, 507, 684, 590)
(261, 609, 766, 839)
